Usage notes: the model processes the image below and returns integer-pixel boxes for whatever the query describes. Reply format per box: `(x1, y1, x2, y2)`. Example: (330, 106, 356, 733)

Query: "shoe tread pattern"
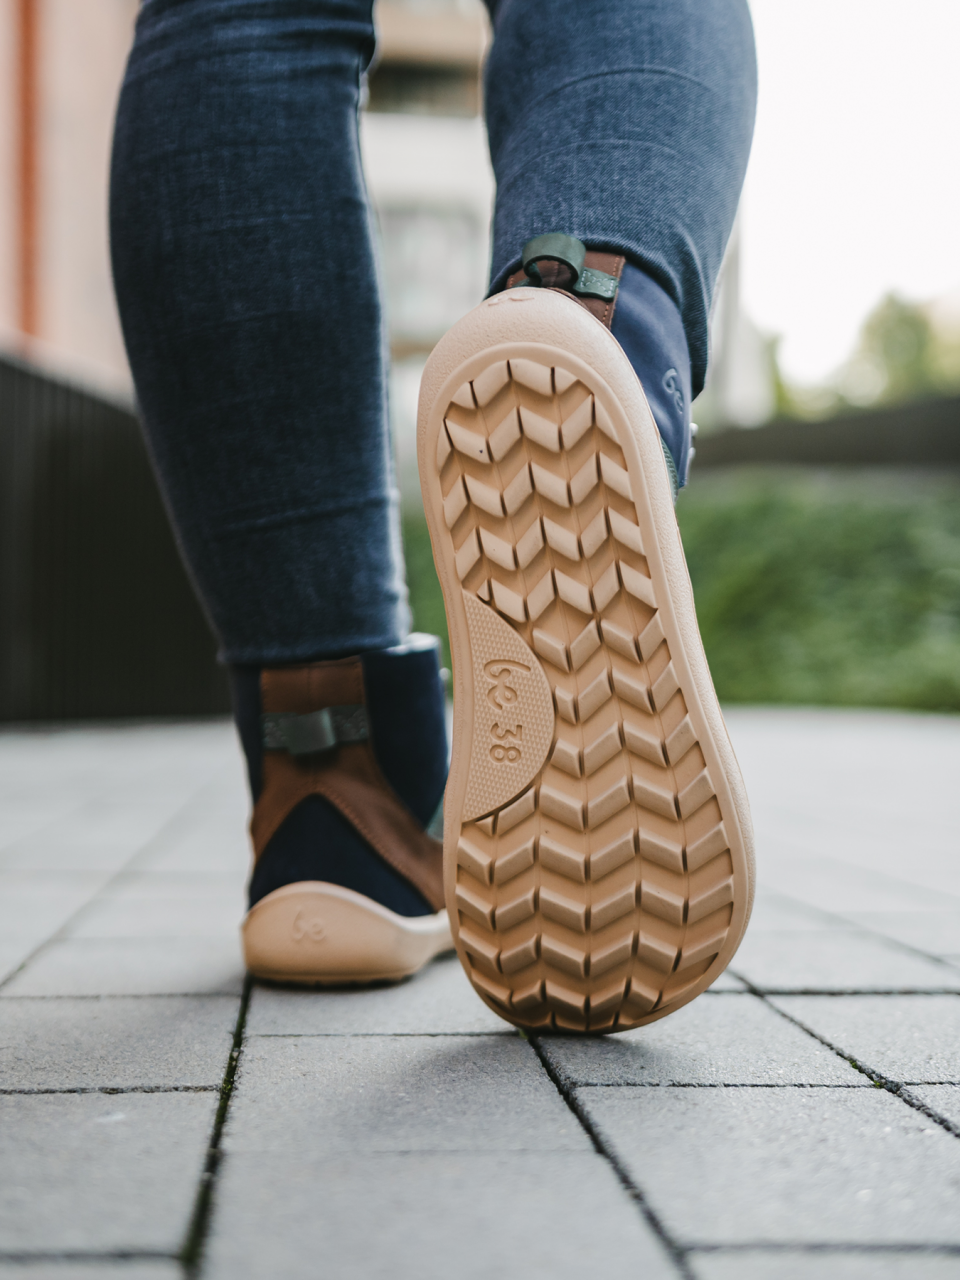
(440, 358, 734, 1032)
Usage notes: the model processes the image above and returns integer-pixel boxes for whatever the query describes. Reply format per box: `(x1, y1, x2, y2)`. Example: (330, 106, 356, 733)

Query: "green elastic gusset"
(426, 797, 444, 841)
(261, 705, 368, 755)
(660, 437, 680, 504)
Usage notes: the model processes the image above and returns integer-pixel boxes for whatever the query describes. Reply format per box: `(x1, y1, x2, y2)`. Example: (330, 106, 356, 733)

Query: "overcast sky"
(741, 0, 960, 383)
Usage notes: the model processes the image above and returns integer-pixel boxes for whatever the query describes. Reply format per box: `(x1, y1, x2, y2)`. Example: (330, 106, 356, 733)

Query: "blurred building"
(364, 0, 493, 503)
(0, 0, 138, 399)
(0, 0, 492, 437)
(692, 224, 777, 433)
(2, 0, 794, 449)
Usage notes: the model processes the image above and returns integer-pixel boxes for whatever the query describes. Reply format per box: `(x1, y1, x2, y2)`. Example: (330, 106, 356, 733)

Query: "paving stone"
(726, 710, 960, 909)
(690, 1251, 960, 1279)
(706, 970, 747, 991)
(246, 956, 744, 1036)
(228, 1035, 590, 1154)
(135, 791, 249, 879)
(0, 938, 244, 997)
(758, 851, 960, 913)
(841, 912, 960, 957)
(0, 1266, 179, 1279)
(538, 993, 864, 1087)
(0, 801, 78, 852)
(0, 996, 238, 1089)
(0, 804, 183, 865)
(729, 929, 960, 992)
(0, 943, 33, 986)
(769, 996, 960, 1082)
(247, 954, 509, 1036)
(0, 840, 143, 875)
(745, 889, 843, 933)
(582, 1086, 960, 1246)
(139, 824, 250, 876)
(0, 1268, 181, 1280)
(908, 1085, 960, 1131)
(0, 871, 108, 942)
(207, 1151, 678, 1280)
(67, 875, 245, 939)
(0, 1093, 216, 1251)
(778, 818, 960, 896)
(2, 712, 959, 1273)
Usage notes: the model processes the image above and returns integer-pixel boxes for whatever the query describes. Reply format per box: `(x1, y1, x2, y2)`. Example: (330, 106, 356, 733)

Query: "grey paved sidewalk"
(2, 709, 960, 1278)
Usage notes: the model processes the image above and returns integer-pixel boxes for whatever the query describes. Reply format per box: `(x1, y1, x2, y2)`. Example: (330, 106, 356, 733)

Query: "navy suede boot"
(233, 634, 453, 984)
(610, 263, 695, 496)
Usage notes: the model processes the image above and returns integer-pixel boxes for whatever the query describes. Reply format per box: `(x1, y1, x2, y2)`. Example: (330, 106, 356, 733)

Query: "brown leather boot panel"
(251, 660, 444, 912)
(261, 658, 364, 716)
(506, 250, 626, 329)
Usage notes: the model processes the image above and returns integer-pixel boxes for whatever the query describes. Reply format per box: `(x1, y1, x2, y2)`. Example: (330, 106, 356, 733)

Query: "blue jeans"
(110, 0, 756, 666)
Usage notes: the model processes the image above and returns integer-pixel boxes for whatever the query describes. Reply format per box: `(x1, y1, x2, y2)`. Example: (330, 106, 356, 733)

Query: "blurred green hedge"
(403, 466, 960, 710)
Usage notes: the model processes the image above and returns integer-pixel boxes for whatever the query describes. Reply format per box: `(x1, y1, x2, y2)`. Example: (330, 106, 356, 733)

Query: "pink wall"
(0, 0, 137, 393)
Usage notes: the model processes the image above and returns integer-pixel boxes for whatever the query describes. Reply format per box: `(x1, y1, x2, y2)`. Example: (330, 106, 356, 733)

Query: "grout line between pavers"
(0, 1250, 176, 1264)
(526, 1033, 695, 1280)
(0, 1085, 221, 1095)
(248, 1030, 519, 1038)
(571, 1081, 875, 1089)
(0, 991, 243, 1001)
(739, 984, 960, 1141)
(0, 781, 234, 996)
(750, 887, 960, 971)
(179, 976, 252, 1278)
(726, 981, 960, 996)
(687, 1241, 960, 1255)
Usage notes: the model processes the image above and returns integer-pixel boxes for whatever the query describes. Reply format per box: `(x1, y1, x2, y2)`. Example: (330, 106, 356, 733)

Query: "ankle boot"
(416, 235, 754, 1032)
(232, 634, 453, 984)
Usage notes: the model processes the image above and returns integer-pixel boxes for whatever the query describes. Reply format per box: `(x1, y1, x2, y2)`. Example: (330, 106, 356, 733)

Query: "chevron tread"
(426, 340, 746, 1033)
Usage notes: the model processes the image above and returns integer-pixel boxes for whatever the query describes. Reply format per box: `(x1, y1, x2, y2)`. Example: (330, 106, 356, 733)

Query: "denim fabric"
(110, 0, 755, 664)
(611, 265, 694, 486)
(111, 0, 408, 665)
(485, 0, 758, 397)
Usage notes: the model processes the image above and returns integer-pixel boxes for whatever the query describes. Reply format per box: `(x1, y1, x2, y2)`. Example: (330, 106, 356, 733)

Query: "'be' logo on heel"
(291, 910, 326, 944)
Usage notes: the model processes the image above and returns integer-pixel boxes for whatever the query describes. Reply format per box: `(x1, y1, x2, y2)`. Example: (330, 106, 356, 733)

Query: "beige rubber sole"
(417, 286, 755, 1033)
(242, 882, 453, 985)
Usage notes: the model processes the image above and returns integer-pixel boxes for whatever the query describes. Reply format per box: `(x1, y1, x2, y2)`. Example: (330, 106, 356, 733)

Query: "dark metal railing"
(0, 351, 229, 721)
(3, 347, 958, 721)
(695, 395, 960, 469)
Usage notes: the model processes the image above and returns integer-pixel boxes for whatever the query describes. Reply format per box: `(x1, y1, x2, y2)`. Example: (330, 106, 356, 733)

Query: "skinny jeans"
(110, 0, 756, 665)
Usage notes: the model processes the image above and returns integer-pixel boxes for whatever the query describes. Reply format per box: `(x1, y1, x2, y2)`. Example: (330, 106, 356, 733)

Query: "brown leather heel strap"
(507, 249, 626, 329)
(250, 660, 444, 913)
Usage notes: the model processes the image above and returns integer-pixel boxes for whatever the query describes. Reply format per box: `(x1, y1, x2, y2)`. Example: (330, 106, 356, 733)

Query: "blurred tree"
(842, 293, 942, 405)
(763, 292, 960, 422)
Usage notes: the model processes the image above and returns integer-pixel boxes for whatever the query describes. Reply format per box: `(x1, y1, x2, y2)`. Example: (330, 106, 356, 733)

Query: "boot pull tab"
(518, 233, 620, 301)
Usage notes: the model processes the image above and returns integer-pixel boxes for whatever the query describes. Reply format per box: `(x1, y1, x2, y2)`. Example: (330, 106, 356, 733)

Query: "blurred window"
(378, 206, 487, 354)
(367, 65, 480, 117)
(368, 0, 488, 117)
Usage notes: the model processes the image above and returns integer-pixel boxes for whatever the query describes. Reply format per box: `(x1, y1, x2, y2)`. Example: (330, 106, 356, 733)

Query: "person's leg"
(417, 0, 756, 1032)
(111, 0, 404, 662)
(483, 0, 757, 487)
(110, 0, 450, 983)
